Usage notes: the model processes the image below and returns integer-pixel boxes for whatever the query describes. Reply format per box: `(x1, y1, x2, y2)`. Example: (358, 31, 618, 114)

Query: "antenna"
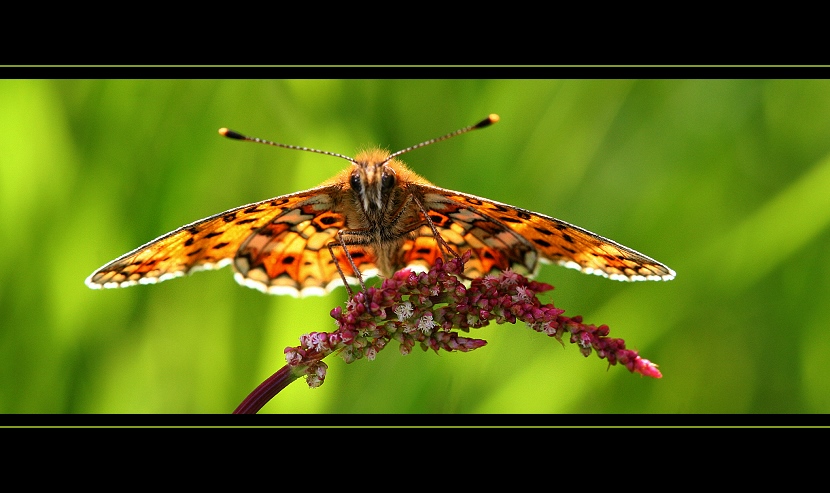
(385, 114, 499, 162)
(218, 114, 500, 165)
(218, 128, 358, 164)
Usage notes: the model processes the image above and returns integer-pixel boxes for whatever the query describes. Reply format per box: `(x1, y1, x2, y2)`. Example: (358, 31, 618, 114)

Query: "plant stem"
(233, 365, 299, 414)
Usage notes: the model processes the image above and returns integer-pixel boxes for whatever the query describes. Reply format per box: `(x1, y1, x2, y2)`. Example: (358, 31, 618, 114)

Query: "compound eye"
(381, 172, 395, 193)
(350, 173, 362, 193)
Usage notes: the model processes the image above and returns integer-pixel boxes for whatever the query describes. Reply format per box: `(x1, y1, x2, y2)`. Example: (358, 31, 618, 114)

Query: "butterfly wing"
(84, 185, 371, 294)
(410, 186, 675, 281)
(399, 201, 534, 280)
(232, 192, 379, 297)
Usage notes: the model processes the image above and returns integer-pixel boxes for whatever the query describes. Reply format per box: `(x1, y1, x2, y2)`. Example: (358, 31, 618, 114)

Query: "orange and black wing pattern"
(85, 185, 376, 296)
(413, 186, 675, 282)
(232, 191, 379, 296)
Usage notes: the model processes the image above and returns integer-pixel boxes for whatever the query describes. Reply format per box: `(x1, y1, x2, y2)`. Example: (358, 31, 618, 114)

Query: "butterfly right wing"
(398, 189, 538, 279)
(407, 185, 675, 282)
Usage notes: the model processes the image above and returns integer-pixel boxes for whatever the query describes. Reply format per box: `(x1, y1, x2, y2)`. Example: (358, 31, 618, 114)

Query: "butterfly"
(85, 114, 675, 298)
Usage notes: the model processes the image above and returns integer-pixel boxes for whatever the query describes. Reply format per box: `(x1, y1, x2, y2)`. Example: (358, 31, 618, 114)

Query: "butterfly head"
(350, 149, 399, 212)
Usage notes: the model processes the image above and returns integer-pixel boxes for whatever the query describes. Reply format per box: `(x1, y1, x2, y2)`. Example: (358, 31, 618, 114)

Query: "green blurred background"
(2, 78, 828, 415)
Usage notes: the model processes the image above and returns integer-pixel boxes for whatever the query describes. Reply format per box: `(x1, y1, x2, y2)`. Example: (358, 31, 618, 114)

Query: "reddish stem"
(233, 365, 299, 414)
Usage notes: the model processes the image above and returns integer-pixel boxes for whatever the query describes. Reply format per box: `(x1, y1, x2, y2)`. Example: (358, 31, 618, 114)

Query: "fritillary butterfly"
(86, 114, 675, 297)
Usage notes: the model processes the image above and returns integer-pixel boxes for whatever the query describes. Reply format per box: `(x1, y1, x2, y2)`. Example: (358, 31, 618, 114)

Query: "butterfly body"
(86, 115, 675, 297)
(330, 150, 430, 276)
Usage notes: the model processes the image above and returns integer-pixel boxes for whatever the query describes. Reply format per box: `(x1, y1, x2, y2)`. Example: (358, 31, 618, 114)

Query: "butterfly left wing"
(85, 196, 292, 290)
(232, 193, 380, 297)
(85, 184, 361, 292)
(408, 185, 675, 282)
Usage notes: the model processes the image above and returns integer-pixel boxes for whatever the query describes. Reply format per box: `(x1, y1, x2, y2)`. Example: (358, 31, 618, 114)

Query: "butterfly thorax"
(337, 150, 433, 277)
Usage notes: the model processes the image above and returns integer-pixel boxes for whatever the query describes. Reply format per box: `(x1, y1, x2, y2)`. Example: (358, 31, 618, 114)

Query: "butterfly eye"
(381, 172, 396, 193)
(350, 173, 362, 193)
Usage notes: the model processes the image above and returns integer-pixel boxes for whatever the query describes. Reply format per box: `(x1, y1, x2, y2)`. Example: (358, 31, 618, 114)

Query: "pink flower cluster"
(284, 252, 662, 389)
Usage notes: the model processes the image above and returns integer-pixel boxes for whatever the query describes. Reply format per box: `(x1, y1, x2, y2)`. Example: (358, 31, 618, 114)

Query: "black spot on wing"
(533, 238, 551, 248)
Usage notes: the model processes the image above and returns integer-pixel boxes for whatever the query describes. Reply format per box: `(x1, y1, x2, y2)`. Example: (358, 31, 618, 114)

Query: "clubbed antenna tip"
(476, 114, 500, 129)
(218, 128, 246, 140)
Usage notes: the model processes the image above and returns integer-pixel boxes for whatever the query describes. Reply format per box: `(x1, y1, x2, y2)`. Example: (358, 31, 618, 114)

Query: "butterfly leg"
(326, 229, 377, 299)
(411, 194, 458, 262)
